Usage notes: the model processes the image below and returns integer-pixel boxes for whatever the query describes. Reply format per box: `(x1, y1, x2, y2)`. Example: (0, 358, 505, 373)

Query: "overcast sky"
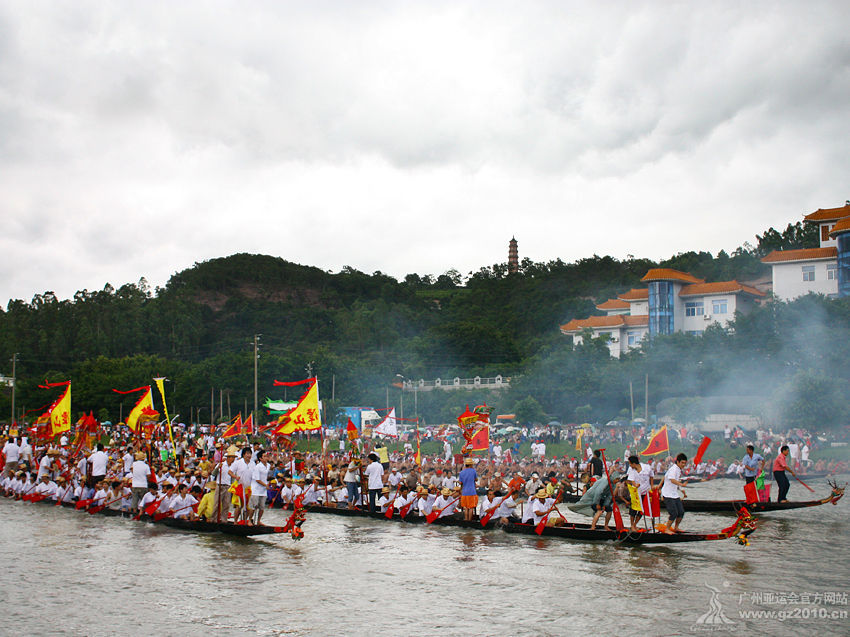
(1, 1, 849, 304)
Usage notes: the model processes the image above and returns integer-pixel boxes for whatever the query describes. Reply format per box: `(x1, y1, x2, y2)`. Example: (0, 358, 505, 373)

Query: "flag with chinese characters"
(273, 380, 321, 435)
(37, 382, 71, 438)
(640, 426, 669, 456)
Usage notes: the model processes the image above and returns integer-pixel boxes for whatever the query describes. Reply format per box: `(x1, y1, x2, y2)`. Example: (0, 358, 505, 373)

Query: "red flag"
(640, 426, 669, 456)
(693, 436, 712, 466)
(222, 415, 243, 439)
(648, 489, 661, 517)
(346, 418, 359, 441)
(243, 414, 254, 436)
(743, 481, 758, 504)
(470, 425, 489, 451)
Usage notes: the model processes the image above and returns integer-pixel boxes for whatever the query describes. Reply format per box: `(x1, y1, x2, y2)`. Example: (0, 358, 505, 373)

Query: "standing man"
(229, 447, 255, 522)
(626, 455, 654, 532)
(443, 438, 452, 462)
(458, 457, 478, 522)
(130, 451, 151, 514)
(88, 444, 109, 489)
(772, 445, 797, 503)
(365, 452, 384, 513)
(589, 450, 604, 479)
(741, 445, 764, 485)
(250, 450, 269, 525)
(342, 458, 361, 508)
(211, 446, 237, 521)
(2, 437, 21, 478)
(661, 453, 688, 534)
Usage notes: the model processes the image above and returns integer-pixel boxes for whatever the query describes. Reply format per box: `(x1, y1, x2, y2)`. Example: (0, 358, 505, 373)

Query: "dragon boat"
(16, 496, 298, 537)
(300, 503, 757, 545)
(680, 482, 845, 514)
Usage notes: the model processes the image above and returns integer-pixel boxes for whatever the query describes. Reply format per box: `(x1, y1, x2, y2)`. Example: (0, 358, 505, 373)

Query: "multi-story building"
(762, 202, 850, 300)
(560, 269, 765, 357)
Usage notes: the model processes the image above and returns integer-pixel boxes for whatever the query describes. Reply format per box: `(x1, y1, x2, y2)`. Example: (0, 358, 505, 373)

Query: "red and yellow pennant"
(222, 414, 244, 438)
(273, 380, 321, 435)
(640, 425, 669, 456)
(37, 381, 71, 438)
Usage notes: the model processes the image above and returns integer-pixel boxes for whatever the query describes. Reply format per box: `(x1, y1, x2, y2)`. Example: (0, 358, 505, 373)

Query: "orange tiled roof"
(829, 217, 850, 237)
(641, 269, 704, 284)
(761, 247, 837, 263)
(560, 314, 649, 333)
(617, 288, 649, 301)
(679, 281, 766, 298)
(596, 298, 630, 311)
(803, 204, 850, 223)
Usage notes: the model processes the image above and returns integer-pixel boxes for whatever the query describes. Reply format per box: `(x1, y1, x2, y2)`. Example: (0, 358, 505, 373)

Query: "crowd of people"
(2, 420, 846, 534)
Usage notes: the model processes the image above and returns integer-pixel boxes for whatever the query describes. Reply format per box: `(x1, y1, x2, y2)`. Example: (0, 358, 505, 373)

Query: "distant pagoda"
(508, 236, 518, 273)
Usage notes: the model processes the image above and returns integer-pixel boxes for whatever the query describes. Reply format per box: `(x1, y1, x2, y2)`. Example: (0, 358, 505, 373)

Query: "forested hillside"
(3, 219, 845, 429)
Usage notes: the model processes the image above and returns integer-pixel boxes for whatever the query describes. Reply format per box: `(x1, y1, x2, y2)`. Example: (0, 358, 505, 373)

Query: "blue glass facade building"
(648, 281, 674, 336)
(837, 232, 850, 298)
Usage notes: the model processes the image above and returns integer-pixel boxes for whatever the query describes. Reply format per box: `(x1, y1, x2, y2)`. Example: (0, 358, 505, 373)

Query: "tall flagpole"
(153, 378, 176, 458)
(317, 377, 329, 507)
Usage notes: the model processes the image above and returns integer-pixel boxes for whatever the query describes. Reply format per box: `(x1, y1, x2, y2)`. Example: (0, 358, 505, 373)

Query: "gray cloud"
(0, 1, 848, 303)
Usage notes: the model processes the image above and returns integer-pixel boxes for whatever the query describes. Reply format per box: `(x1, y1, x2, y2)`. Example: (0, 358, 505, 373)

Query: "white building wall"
(772, 259, 838, 300)
(628, 300, 648, 315)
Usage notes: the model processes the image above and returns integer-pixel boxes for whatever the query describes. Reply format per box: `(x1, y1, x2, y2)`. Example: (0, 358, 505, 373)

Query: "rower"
(138, 482, 160, 515)
(478, 489, 497, 519)
(772, 445, 798, 503)
(530, 488, 550, 526)
(418, 485, 437, 517)
(376, 486, 392, 513)
(493, 489, 518, 524)
(169, 483, 199, 519)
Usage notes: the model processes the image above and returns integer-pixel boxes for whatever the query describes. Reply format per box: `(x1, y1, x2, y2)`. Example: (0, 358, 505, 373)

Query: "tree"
(514, 395, 546, 424)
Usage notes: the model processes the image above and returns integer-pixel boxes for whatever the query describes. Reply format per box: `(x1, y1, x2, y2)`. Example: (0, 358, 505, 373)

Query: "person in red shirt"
(772, 445, 798, 502)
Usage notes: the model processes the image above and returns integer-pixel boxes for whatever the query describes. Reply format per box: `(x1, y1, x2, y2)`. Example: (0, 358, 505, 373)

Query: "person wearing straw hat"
(530, 488, 550, 526)
(196, 479, 216, 521)
(458, 457, 478, 522)
(130, 451, 151, 514)
(211, 445, 237, 521)
(376, 485, 392, 513)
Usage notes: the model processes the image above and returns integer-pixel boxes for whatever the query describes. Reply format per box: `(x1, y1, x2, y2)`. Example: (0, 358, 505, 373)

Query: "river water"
(1, 477, 847, 637)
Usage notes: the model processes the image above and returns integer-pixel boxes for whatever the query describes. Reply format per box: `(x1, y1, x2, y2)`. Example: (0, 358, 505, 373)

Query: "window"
(827, 263, 837, 280)
(822, 224, 832, 242)
(712, 299, 728, 314)
(685, 301, 704, 316)
(627, 331, 641, 346)
(686, 330, 703, 336)
(802, 265, 815, 282)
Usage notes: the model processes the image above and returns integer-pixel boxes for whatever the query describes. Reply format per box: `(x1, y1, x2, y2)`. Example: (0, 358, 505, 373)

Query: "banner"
(273, 380, 321, 435)
(124, 387, 154, 433)
(49, 383, 72, 436)
(640, 426, 669, 456)
(374, 407, 398, 437)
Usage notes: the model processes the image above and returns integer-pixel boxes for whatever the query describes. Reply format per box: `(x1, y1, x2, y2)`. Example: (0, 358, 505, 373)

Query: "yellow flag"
(627, 483, 643, 513)
(50, 384, 72, 435)
(575, 429, 583, 451)
(153, 377, 176, 449)
(274, 381, 321, 435)
(126, 387, 154, 432)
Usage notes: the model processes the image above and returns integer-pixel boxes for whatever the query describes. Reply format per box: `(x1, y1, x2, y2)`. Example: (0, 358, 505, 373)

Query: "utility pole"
(210, 387, 214, 425)
(10, 353, 18, 425)
(645, 374, 649, 425)
(254, 334, 261, 434)
(629, 381, 635, 422)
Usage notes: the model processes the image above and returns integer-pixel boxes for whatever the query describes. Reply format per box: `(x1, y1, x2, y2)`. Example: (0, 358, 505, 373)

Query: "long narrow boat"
(300, 503, 757, 546)
(20, 497, 291, 537)
(681, 483, 845, 514)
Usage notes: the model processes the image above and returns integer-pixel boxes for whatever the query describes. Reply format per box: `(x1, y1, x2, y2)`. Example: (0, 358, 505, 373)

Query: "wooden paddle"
(791, 472, 815, 493)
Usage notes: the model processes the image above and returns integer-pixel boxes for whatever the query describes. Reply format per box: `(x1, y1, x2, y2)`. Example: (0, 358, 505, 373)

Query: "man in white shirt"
(387, 466, 402, 495)
(211, 447, 236, 521)
(249, 450, 269, 525)
(130, 452, 151, 513)
(18, 438, 32, 465)
(626, 455, 654, 532)
(376, 486, 392, 513)
(122, 447, 134, 476)
(364, 453, 384, 513)
(2, 437, 21, 477)
(169, 484, 199, 519)
(228, 447, 255, 522)
(88, 444, 109, 488)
